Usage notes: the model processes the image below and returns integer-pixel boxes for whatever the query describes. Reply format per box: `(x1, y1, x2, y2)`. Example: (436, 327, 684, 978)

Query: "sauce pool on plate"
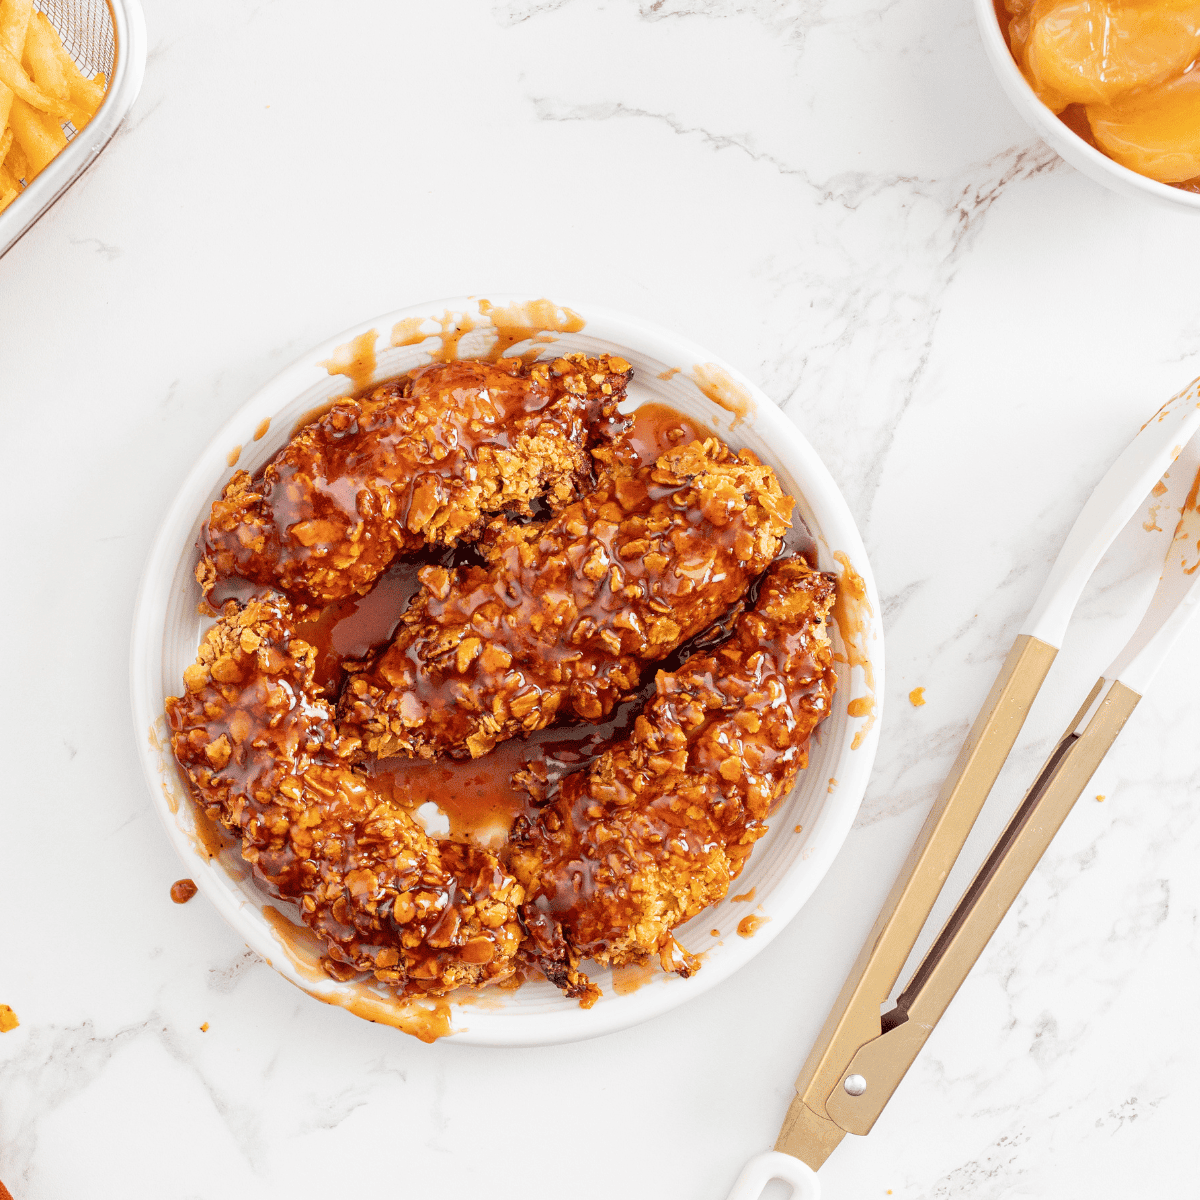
(284, 398, 814, 849)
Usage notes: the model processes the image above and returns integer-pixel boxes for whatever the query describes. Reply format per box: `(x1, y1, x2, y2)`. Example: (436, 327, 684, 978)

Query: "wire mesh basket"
(0, 0, 145, 259)
(38, 0, 116, 82)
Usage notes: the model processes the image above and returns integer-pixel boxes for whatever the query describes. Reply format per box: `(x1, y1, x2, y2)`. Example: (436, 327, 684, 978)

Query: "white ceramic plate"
(129, 295, 885, 1047)
(973, 0, 1200, 212)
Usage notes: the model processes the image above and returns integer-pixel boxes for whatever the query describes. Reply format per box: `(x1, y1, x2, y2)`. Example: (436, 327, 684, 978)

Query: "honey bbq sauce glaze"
(167, 361, 835, 1016)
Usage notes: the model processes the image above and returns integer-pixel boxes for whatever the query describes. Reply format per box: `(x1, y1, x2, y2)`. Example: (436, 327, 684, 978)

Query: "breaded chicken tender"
(508, 556, 837, 1005)
(197, 354, 632, 610)
(337, 438, 794, 761)
(165, 597, 526, 994)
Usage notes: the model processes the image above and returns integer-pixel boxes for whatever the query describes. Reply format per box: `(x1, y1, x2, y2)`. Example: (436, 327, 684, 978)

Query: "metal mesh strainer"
(0, 0, 144, 259)
(31, 0, 116, 148)
(36, 0, 115, 79)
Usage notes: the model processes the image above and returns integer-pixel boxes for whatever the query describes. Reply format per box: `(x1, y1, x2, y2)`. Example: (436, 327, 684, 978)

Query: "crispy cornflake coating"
(507, 556, 837, 1005)
(165, 597, 525, 994)
(197, 354, 632, 609)
(337, 437, 795, 761)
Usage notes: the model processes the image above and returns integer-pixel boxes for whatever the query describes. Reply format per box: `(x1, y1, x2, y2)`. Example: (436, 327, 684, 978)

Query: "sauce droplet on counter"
(170, 879, 198, 904)
(657, 367, 681, 381)
(731, 886, 756, 903)
(909, 686, 926, 707)
(253, 417, 271, 441)
(226, 445, 241, 468)
(199, 1022, 209, 1032)
(0, 1004, 18, 1032)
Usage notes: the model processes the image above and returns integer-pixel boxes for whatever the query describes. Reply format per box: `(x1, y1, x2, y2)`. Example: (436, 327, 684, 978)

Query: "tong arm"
(822, 677, 1140, 1134)
(776, 634, 1057, 1167)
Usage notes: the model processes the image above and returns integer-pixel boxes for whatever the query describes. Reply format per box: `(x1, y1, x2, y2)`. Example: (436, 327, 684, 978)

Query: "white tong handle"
(1073, 462, 1200, 730)
(726, 1151, 822, 1200)
(1022, 378, 1200, 658)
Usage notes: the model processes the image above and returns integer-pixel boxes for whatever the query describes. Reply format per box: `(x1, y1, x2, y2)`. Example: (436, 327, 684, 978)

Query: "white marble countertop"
(3, 0, 1199, 1196)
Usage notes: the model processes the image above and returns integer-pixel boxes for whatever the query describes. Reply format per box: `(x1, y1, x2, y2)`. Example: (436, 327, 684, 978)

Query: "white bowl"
(974, 0, 1200, 212)
(129, 295, 885, 1046)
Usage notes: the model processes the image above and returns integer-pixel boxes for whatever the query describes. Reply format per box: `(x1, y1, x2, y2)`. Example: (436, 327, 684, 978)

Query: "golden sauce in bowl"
(999, 0, 1200, 188)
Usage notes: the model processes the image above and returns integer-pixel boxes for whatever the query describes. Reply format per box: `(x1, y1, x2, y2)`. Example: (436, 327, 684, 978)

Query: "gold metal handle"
(777, 634, 1058, 1168)
(823, 677, 1140, 1133)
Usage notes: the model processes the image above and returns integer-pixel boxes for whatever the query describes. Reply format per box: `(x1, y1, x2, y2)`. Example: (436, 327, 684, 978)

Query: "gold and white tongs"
(727, 380, 1200, 1199)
